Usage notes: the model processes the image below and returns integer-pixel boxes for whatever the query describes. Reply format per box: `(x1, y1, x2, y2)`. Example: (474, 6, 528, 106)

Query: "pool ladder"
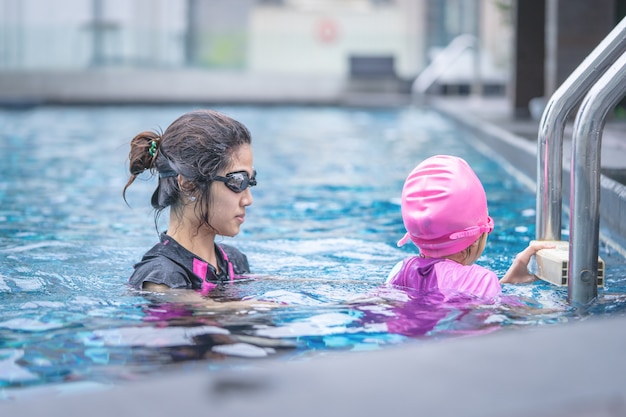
(411, 34, 477, 98)
(536, 16, 626, 306)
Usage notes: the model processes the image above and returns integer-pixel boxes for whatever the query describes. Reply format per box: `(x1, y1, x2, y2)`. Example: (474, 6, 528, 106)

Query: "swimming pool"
(1, 105, 625, 396)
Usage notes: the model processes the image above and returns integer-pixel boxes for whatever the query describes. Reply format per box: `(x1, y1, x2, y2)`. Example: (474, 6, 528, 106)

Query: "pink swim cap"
(397, 155, 494, 257)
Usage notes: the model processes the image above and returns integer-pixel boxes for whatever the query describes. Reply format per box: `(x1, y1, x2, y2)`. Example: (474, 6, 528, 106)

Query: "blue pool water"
(1, 105, 626, 395)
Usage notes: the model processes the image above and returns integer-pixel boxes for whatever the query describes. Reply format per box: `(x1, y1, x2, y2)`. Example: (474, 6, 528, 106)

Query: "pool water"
(1, 105, 626, 394)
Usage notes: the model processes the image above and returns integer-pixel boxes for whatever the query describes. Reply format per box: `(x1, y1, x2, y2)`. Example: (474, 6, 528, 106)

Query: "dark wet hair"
(123, 109, 252, 231)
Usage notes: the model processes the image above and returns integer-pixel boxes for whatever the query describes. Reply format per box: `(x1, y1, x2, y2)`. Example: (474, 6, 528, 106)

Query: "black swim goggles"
(212, 170, 257, 193)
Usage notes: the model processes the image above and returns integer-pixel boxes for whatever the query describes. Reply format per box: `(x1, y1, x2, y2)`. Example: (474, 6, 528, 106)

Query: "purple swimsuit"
(386, 256, 501, 299)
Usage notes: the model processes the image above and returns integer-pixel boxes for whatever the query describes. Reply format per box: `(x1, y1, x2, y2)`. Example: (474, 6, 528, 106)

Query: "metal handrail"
(536, 17, 626, 242)
(411, 34, 476, 98)
(568, 51, 626, 305)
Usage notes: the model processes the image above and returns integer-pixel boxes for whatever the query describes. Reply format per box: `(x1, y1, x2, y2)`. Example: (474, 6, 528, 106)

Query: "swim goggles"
(448, 216, 494, 240)
(212, 170, 257, 193)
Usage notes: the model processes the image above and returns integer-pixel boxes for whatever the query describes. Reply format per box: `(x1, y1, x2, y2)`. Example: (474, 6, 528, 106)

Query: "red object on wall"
(316, 18, 339, 43)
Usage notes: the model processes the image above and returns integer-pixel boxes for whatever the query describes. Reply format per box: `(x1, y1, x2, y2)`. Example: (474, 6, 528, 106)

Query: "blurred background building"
(0, 0, 623, 116)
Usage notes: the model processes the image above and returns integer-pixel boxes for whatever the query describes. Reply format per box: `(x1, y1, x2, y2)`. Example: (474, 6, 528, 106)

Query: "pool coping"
(1, 314, 624, 416)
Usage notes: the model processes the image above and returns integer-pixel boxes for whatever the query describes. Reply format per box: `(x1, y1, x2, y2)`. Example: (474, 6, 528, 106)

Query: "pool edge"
(1, 315, 625, 417)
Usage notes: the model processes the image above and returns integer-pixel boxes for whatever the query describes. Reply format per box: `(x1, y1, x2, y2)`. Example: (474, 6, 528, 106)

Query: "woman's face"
(207, 144, 255, 237)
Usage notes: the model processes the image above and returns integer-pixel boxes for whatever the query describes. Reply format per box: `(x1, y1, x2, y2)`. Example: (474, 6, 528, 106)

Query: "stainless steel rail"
(569, 51, 626, 305)
(536, 17, 626, 242)
(411, 34, 476, 98)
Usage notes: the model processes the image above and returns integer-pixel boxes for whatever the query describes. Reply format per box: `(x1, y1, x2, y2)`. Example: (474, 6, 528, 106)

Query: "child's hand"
(500, 241, 557, 284)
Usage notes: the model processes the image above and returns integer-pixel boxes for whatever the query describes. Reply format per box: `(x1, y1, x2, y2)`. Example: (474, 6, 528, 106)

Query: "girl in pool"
(387, 154, 555, 299)
(124, 109, 255, 296)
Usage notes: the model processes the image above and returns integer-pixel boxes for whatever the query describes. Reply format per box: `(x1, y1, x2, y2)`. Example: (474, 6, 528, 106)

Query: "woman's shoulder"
(218, 243, 250, 274)
(129, 255, 191, 289)
(128, 236, 194, 289)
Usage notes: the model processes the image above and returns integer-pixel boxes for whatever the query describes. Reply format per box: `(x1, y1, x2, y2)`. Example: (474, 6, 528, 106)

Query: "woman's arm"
(142, 282, 173, 292)
(141, 281, 278, 309)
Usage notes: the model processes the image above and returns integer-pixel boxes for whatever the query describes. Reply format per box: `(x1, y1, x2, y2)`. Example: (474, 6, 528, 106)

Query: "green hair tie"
(148, 140, 157, 157)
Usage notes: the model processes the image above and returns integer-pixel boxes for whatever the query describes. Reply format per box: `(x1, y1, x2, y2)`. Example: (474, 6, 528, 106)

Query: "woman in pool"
(124, 109, 255, 296)
(387, 154, 555, 299)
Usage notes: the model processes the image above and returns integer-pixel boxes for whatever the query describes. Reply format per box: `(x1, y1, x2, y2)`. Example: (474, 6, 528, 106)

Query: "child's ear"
(469, 235, 484, 249)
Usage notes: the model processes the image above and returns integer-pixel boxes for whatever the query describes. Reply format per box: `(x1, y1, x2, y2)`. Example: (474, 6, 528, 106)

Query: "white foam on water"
(0, 241, 73, 253)
(211, 343, 275, 358)
(20, 301, 69, 309)
(0, 350, 39, 382)
(254, 312, 359, 338)
(0, 276, 10, 292)
(9, 277, 45, 292)
(0, 318, 65, 332)
(255, 289, 324, 305)
(87, 325, 230, 347)
(0, 274, 44, 293)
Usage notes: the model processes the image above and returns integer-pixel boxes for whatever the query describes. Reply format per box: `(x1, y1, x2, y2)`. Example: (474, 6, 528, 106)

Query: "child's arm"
(500, 241, 557, 284)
